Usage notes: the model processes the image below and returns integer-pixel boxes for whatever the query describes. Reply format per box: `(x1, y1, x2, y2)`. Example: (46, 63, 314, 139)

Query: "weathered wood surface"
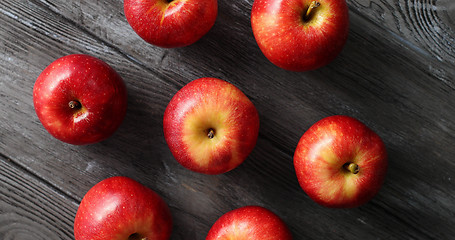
(1, 0, 454, 239)
(0, 153, 78, 239)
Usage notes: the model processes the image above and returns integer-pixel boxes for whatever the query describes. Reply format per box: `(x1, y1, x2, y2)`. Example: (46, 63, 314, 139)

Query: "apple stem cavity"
(207, 128, 215, 139)
(344, 163, 360, 174)
(68, 100, 81, 110)
(304, 1, 320, 21)
(128, 233, 147, 240)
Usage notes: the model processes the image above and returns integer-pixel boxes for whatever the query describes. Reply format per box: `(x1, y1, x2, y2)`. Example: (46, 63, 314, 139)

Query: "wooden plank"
(0, 154, 77, 239)
(0, 0, 454, 239)
(349, 0, 455, 64)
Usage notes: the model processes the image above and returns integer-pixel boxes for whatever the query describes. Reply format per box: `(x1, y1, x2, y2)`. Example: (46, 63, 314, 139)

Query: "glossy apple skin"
(33, 54, 127, 145)
(206, 206, 292, 240)
(294, 115, 388, 208)
(124, 0, 217, 48)
(74, 176, 172, 240)
(163, 78, 260, 174)
(251, 0, 349, 71)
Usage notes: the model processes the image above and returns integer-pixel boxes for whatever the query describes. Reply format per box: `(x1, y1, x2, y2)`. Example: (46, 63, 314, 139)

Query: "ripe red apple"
(33, 54, 127, 145)
(163, 77, 259, 174)
(206, 206, 292, 240)
(124, 0, 218, 48)
(251, 0, 349, 71)
(74, 176, 172, 240)
(294, 115, 388, 208)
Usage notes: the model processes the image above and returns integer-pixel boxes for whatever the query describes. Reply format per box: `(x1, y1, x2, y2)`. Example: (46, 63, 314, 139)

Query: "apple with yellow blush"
(206, 206, 292, 240)
(294, 115, 388, 208)
(163, 77, 260, 174)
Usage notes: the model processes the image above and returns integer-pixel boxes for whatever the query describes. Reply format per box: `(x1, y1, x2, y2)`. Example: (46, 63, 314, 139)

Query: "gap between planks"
(0, 151, 81, 205)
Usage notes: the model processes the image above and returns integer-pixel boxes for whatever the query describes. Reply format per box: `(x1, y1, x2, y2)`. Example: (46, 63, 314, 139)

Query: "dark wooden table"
(1, 0, 455, 239)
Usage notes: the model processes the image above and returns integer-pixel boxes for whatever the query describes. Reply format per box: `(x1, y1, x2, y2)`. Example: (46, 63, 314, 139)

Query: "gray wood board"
(0, 153, 77, 239)
(1, 0, 454, 239)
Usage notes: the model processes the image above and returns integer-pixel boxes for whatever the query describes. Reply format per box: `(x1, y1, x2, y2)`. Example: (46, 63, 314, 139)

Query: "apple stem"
(207, 128, 215, 139)
(344, 163, 360, 174)
(68, 100, 81, 109)
(304, 1, 320, 21)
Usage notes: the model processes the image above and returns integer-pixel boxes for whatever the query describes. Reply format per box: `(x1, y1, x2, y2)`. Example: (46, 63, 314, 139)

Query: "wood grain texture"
(350, 0, 455, 64)
(0, 154, 77, 239)
(0, 0, 454, 239)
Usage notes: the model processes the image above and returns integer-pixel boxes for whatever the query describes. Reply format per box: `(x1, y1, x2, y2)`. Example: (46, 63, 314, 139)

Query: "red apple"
(294, 115, 388, 208)
(33, 54, 127, 145)
(251, 0, 349, 71)
(206, 206, 292, 240)
(163, 77, 259, 174)
(124, 0, 218, 48)
(74, 176, 172, 240)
